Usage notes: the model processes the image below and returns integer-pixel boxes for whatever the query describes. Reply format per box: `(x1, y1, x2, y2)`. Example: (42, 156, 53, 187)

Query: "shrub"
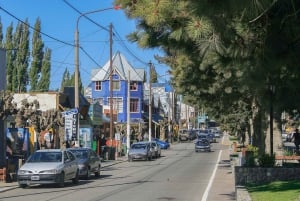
(257, 153, 276, 167)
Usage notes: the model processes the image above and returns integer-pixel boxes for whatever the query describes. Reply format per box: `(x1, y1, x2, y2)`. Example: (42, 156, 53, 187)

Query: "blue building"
(90, 51, 145, 123)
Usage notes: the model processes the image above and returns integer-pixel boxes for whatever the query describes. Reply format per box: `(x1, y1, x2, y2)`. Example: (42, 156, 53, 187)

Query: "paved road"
(0, 136, 235, 201)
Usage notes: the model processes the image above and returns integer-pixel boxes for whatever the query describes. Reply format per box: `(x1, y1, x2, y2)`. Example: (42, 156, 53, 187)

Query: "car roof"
(67, 147, 92, 151)
(36, 149, 63, 152)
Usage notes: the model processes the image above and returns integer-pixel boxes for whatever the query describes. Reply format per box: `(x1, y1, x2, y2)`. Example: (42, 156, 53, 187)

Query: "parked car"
(197, 133, 210, 142)
(17, 149, 79, 188)
(179, 130, 190, 141)
(128, 142, 153, 162)
(67, 147, 101, 179)
(208, 133, 217, 143)
(195, 139, 211, 152)
(150, 141, 161, 158)
(179, 130, 196, 141)
(153, 138, 170, 149)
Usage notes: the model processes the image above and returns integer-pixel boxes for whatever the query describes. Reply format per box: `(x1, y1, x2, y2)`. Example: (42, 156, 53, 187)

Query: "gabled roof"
(91, 51, 145, 82)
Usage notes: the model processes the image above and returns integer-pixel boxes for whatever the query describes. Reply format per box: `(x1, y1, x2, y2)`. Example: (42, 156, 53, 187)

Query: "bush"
(257, 153, 276, 167)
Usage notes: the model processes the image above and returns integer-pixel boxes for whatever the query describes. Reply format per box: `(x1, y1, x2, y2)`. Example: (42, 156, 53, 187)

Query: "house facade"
(90, 51, 145, 124)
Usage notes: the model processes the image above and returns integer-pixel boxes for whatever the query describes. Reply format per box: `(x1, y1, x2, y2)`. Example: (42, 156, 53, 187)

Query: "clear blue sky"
(0, 0, 170, 90)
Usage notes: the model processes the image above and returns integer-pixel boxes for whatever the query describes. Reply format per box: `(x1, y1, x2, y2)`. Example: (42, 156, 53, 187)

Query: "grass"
(247, 180, 300, 201)
(229, 135, 238, 141)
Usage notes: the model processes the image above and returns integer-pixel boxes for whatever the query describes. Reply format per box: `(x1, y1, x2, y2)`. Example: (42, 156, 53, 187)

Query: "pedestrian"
(292, 128, 300, 154)
(100, 134, 107, 159)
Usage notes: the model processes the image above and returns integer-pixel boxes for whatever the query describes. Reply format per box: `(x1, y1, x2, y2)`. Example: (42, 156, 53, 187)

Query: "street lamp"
(74, 6, 120, 146)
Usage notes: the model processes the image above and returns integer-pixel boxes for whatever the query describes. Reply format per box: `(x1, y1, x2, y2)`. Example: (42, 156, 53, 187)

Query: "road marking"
(201, 150, 222, 201)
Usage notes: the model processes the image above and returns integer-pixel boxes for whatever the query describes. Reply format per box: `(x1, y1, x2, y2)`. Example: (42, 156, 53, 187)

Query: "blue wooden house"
(90, 51, 145, 123)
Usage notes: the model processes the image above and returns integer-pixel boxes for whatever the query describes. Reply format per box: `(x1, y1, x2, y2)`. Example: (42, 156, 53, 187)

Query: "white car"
(17, 149, 79, 188)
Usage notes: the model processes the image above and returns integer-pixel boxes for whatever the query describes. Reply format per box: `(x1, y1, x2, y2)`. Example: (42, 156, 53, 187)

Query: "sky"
(0, 0, 170, 90)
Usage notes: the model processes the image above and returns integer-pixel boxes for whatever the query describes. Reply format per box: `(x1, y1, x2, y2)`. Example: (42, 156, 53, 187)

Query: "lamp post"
(74, 6, 120, 146)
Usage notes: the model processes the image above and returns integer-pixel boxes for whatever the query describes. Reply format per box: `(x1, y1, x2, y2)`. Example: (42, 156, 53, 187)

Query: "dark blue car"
(153, 138, 170, 149)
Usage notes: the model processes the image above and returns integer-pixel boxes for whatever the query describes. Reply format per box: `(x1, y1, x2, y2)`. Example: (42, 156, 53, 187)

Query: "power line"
(0, 6, 74, 47)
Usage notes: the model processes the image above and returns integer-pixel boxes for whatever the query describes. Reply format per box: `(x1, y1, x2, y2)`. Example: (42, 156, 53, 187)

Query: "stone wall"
(235, 167, 300, 185)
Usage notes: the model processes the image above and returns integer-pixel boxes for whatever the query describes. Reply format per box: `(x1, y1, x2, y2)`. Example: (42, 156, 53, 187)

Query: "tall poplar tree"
(38, 47, 51, 91)
(29, 18, 44, 92)
(5, 23, 15, 92)
(60, 68, 83, 93)
(14, 20, 30, 92)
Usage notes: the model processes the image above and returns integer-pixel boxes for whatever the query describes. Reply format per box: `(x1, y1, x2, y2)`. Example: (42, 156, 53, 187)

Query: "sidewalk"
(0, 157, 127, 193)
(206, 134, 236, 201)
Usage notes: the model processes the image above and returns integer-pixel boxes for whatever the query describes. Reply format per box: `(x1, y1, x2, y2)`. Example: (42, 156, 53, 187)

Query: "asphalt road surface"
(0, 141, 225, 201)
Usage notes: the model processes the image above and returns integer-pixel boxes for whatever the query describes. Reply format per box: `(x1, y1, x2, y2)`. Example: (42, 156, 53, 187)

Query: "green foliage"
(247, 180, 300, 201)
(115, 0, 300, 153)
(30, 18, 44, 92)
(257, 153, 276, 167)
(38, 48, 51, 91)
(247, 145, 259, 157)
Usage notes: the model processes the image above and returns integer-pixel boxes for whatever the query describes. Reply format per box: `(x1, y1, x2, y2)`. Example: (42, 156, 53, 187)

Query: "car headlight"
(18, 170, 30, 175)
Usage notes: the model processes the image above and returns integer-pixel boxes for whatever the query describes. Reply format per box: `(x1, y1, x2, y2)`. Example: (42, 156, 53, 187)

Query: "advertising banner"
(79, 127, 92, 148)
(6, 128, 29, 158)
(62, 108, 78, 141)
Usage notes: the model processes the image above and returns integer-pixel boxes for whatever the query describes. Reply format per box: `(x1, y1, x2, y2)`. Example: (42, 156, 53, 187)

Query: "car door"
(89, 150, 96, 172)
(64, 151, 76, 179)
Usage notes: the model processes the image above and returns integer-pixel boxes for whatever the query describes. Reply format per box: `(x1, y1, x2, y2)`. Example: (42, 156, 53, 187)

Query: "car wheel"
(128, 156, 133, 162)
(58, 172, 65, 188)
(72, 170, 79, 184)
(18, 183, 27, 188)
(94, 166, 100, 177)
(84, 168, 91, 180)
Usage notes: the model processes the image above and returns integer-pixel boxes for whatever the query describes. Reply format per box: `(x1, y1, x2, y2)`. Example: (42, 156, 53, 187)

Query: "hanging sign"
(62, 108, 78, 141)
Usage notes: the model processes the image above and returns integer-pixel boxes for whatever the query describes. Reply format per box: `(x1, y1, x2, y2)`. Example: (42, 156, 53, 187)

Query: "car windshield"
(131, 144, 146, 149)
(28, 152, 62, 163)
(196, 140, 209, 145)
(69, 150, 88, 159)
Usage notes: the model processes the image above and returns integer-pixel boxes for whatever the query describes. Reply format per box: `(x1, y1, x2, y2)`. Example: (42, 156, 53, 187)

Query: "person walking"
(292, 129, 300, 154)
(100, 134, 107, 159)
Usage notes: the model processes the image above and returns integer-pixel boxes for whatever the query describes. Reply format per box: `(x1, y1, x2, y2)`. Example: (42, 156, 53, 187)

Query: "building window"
(108, 97, 123, 113)
(95, 81, 102, 91)
(130, 81, 138, 91)
(130, 98, 139, 113)
(112, 80, 120, 91)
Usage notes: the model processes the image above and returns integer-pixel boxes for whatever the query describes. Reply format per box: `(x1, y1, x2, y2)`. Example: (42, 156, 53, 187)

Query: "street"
(0, 140, 227, 201)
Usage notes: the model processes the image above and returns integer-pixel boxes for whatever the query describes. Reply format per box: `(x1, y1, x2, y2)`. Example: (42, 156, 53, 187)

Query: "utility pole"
(127, 70, 131, 154)
(148, 61, 152, 142)
(109, 23, 113, 140)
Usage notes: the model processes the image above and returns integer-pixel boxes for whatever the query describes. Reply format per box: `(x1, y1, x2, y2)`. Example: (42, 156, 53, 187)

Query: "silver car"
(17, 149, 79, 188)
(67, 147, 101, 179)
(150, 141, 161, 158)
(195, 139, 211, 152)
(128, 142, 153, 162)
